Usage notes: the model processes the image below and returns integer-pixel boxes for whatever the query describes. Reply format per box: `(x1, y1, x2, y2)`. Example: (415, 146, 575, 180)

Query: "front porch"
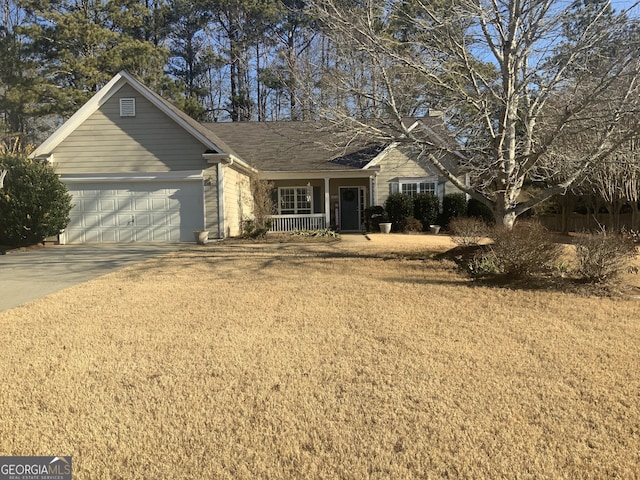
(262, 171, 379, 233)
(269, 214, 326, 232)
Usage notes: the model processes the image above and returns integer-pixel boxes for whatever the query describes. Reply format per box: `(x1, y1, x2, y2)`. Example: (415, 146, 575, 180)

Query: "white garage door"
(64, 179, 204, 243)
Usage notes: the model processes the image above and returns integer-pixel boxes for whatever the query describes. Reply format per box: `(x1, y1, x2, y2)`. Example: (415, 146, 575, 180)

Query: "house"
(32, 72, 463, 243)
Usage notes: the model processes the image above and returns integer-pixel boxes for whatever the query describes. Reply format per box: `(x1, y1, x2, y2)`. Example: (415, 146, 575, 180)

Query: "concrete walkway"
(0, 244, 183, 312)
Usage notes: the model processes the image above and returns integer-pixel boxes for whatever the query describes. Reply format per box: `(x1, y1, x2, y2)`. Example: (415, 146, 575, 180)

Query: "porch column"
(324, 177, 330, 228)
(369, 176, 374, 206)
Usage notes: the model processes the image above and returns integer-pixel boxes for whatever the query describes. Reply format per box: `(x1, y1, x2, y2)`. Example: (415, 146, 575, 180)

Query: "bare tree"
(302, 0, 640, 228)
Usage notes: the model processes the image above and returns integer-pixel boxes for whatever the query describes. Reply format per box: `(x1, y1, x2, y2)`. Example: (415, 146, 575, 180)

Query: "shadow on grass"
(123, 240, 456, 283)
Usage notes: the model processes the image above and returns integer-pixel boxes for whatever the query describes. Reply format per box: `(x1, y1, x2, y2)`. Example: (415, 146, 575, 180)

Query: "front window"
(392, 178, 438, 197)
(278, 187, 312, 214)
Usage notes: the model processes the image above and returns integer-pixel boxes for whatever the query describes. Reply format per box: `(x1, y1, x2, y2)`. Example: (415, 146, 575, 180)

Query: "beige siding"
(223, 166, 252, 237)
(203, 166, 220, 237)
(52, 84, 209, 174)
(374, 147, 463, 206)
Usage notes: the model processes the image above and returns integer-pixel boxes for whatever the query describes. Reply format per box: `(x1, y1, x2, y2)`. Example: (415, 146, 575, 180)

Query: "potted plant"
(379, 213, 392, 234)
(194, 230, 209, 244)
(429, 224, 441, 234)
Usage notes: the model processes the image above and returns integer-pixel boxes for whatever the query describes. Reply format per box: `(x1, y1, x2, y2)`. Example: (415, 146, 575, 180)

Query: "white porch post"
(324, 177, 330, 227)
(369, 176, 374, 206)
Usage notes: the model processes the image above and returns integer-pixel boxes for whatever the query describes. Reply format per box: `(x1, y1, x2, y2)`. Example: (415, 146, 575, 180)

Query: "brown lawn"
(1, 234, 639, 479)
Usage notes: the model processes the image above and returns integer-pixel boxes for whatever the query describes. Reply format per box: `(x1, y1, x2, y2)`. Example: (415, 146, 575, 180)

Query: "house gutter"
(202, 153, 258, 175)
(260, 168, 379, 180)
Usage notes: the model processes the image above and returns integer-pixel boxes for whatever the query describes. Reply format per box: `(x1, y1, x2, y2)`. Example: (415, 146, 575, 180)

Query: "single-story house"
(32, 71, 463, 243)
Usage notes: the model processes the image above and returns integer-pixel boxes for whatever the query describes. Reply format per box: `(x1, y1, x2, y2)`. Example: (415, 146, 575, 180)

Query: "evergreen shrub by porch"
(0, 154, 72, 246)
(413, 193, 440, 231)
(384, 193, 413, 232)
(440, 193, 467, 227)
(467, 198, 495, 224)
(364, 205, 385, 232)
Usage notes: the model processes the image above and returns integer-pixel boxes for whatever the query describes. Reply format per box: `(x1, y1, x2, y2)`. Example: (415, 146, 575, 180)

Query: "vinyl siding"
(374, 147, 463, 206)
(223, 166, 252, 237)
(52, 84, 209, 174)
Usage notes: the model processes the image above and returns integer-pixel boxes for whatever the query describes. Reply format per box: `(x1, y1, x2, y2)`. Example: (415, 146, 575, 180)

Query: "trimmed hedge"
(385, 193, 414, 232)
(413, 193, 440, 231)
(440, 193, 467, 227)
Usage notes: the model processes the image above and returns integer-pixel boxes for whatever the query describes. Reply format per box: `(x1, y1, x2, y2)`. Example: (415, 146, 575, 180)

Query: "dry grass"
(1, 234, 640, 479)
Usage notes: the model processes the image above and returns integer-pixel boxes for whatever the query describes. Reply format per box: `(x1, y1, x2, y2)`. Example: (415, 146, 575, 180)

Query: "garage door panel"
(99, 198, 117, 211)
(117, 197, 132, 211)
(65, 180, 204, 243)
(135, 213, 152, 227)
(117, 214, 136, 228)
(100, 230, 118, 242)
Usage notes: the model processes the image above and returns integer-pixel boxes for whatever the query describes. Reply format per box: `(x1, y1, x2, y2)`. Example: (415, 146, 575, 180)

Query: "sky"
(611, 0, 640, 16)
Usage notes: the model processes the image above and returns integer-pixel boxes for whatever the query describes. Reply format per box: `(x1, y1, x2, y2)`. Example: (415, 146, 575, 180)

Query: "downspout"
(201, 176, 207, 233)
(217, 162, 225, 239)
(324, 177, 330, 228)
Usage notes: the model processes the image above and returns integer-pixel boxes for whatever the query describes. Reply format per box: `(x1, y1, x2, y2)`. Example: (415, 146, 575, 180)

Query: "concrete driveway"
(0, 244, 183, 312)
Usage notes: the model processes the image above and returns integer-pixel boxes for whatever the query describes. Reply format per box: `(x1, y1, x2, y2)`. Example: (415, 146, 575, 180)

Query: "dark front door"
(340, 187, 360, 231)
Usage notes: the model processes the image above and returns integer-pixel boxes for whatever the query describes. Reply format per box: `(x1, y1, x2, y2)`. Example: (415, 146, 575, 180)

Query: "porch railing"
(268, 214, 326, 232)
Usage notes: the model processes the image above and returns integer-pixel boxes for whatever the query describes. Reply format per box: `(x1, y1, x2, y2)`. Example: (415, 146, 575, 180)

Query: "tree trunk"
(493, 196, 517, 229)
(630, 202, 640, 231)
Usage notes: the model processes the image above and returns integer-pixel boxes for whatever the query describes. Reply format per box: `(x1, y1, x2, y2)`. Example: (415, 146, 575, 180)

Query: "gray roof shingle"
(203, 122, 385, 171)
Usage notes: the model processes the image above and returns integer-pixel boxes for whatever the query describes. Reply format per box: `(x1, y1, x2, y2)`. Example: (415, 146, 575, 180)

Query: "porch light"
(306, 182, 312, 203)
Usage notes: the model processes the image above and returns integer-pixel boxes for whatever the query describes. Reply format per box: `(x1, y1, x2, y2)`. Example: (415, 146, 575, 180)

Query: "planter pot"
(194, 230, 209, 245)
(379, 222, 392, 234)
(429, 224, 441, 234)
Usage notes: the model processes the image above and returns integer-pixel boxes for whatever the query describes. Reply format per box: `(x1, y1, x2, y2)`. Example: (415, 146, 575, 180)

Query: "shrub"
(241, 218, 271, 239)
(0, 155, 72, 246)
(364, 205, 385, 232)
(467, 249, 500, 277)
(385, 193, 413, 232)
(413, 193, 440, 231)
(574, 231, 637, 283)
(404, 216, 423, 233)
(440, 193, 467, 227)
(449, 217, 488, 247)
(290, 228, 339, 238)
(467, 198, 495, 224)
(487, 222, 563, 277)
(250, 177, 275, 232)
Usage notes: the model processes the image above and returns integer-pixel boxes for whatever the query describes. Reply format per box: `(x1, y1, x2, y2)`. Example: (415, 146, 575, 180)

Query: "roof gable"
(32, 71, 231, 159)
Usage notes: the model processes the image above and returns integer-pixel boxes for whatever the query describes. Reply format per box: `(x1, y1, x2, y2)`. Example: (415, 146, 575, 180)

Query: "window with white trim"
(391, 178, 437, 197)
(278, 186, 312, 214)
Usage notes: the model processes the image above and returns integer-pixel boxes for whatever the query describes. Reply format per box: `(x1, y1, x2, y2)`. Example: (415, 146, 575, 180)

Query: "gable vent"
(119, 98, 136, 117)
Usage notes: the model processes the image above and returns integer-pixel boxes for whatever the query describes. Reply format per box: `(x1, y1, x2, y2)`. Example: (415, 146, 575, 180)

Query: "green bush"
(483, 222, 562, 278)
(574, 231, 637, 284)
(364, 205, 385, 232)
(0, 155, 72, 246)
(413, 193, 440, 231)
(440, 193, 467, 227)
(467, 198, 495, 224)
(385, 193, 413, 232)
